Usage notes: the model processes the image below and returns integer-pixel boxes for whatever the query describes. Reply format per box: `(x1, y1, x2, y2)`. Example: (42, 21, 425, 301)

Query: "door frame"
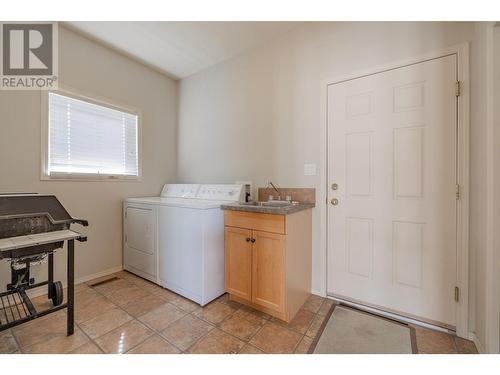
(321, 43, 470, 338)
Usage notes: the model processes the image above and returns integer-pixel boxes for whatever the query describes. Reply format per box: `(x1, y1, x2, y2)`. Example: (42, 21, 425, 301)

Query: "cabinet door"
(252, 230, 285, 312)
(225, 226, 253, 301)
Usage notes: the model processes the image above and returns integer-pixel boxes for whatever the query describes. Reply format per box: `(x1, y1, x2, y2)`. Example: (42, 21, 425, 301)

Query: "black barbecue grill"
(0, 193, 88, 335)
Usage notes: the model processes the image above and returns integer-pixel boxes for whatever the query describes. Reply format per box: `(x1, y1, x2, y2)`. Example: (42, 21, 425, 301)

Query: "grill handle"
(72, 218, 89, 227)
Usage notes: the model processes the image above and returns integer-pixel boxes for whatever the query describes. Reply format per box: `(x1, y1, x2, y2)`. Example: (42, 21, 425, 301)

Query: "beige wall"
(177, 21, 491, 346)
(468, 22, 488, 351)
(490, 24, 500, 353)
(469, 22, 500, 353)
(495, 25, 500, 353)
(0, 26, 177, 289)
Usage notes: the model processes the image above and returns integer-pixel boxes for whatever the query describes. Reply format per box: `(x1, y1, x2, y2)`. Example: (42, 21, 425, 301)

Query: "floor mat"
(311, 305, 414, 354)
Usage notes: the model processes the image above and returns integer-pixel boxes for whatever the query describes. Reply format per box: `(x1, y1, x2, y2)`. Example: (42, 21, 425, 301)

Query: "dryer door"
(124, 204, 158, 281)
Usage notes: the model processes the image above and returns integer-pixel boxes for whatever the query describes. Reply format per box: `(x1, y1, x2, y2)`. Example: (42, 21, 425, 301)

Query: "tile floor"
(0, 271, 478, 354)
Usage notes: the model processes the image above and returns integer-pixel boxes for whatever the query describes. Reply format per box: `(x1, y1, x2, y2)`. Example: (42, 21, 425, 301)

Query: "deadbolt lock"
(331, 183, 338, 190)
(331, 198, 339, 206)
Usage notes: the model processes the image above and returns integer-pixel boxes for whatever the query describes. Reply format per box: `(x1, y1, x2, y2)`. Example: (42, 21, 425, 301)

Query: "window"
(43, 91, 140, 180)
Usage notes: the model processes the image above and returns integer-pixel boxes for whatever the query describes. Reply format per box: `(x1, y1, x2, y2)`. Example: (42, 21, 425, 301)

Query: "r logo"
(2, 23, 53, 75)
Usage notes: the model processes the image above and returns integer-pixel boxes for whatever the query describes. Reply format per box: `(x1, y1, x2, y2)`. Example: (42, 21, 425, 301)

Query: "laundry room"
(0, 1, 500, 373)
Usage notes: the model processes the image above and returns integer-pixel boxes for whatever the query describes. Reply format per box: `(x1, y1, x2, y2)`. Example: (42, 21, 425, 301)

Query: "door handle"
(331, 198, 339, 206)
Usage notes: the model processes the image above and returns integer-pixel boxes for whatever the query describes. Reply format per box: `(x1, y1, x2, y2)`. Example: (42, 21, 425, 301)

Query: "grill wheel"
(50, 281, 64, 306)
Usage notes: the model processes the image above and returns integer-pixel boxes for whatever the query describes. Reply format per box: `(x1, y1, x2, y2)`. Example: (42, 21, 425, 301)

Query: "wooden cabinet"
(224, 209, 312, 322)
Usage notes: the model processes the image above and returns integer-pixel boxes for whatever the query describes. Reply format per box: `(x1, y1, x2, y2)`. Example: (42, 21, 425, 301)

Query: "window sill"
(41, 173, 142, 182)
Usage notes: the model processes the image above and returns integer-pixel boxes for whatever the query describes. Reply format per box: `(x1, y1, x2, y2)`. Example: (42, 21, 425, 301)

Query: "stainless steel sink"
(241, 201, 293, 207)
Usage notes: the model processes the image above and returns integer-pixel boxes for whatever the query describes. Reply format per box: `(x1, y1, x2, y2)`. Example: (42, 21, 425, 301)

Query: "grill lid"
(0, 194, 87, 239)
(0, 194, 73, 222)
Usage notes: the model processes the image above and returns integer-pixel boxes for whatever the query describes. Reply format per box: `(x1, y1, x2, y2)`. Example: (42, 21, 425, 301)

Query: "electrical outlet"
(304, 163, 317, 176)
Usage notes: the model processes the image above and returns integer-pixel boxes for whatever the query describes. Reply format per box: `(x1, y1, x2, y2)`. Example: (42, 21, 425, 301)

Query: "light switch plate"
(304, 163, 317, 176)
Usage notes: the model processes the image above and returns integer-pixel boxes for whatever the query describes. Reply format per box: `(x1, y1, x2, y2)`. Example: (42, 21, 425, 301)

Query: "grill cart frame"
(0, 194, 88, 336)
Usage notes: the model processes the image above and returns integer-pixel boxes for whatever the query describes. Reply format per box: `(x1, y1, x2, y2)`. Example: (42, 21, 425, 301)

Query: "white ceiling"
(65, 22, 299, 79)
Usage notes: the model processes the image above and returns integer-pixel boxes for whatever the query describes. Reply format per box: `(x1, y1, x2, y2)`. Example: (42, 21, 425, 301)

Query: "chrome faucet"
(268, 181, 281, 201)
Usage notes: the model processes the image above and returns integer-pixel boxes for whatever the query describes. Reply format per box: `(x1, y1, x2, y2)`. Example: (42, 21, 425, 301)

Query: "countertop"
(220, 202, 315, 215)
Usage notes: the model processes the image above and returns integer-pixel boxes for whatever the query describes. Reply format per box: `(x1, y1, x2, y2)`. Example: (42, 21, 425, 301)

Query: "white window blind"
(48, 92, 139, 177)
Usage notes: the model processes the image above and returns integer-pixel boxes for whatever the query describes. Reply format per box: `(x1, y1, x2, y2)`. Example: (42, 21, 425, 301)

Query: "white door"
(327, 55, 458, 328)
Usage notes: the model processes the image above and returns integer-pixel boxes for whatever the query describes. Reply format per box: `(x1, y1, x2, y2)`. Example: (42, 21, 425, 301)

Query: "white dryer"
(122, 184, 199, 284)
(123, 184, 244, 305)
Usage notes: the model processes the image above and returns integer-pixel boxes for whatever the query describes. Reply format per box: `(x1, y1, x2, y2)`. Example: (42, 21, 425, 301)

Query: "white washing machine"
(123, 184, 244, 305)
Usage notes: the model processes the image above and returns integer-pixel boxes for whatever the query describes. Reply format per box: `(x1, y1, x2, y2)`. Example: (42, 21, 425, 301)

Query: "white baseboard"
(311, 288, 326, 297)
(76, 265, 123, 285)
(26, 265, 123, 298)
(469, 332, 485, 353)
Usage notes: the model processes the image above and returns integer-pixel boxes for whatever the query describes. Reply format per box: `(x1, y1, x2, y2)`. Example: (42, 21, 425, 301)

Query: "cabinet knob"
(251, 238, 256, 243)
(246, 237, 251, 242)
